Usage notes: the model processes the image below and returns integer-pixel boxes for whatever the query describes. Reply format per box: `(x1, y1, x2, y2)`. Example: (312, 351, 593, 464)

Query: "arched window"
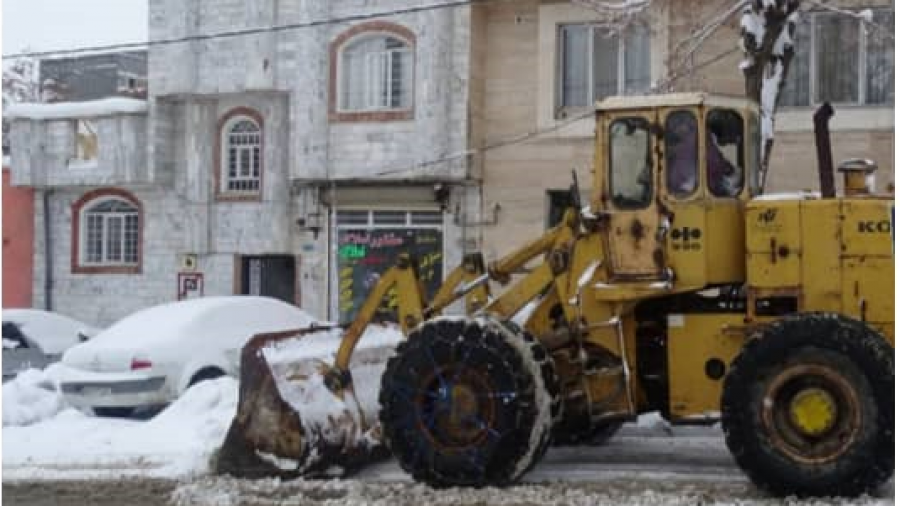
(340, 34, 413, 112)
(330, 22, 416, 122)
(220, 114, 262, 194)
(72, 189, 142, 274)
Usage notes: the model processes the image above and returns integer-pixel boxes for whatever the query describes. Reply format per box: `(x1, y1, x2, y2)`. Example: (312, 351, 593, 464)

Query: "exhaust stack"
(813, 103, 836, 198)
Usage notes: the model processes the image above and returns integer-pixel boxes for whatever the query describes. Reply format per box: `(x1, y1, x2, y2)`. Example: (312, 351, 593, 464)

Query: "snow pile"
(260, 324, 403, 472)
(3, 377, 238, 480)
(635, 411, 674, 435)
(2, 365, 67, 426)
(5, 97, 147, 120)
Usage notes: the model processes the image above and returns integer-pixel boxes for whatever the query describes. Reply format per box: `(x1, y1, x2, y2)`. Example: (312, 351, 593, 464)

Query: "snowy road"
(5, 427, 893, 505)
(3, 369, 893, 505)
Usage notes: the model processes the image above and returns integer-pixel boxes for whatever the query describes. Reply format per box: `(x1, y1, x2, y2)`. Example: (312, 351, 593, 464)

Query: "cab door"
(660, 108, 707, 288)
(600, 110, 666, 280)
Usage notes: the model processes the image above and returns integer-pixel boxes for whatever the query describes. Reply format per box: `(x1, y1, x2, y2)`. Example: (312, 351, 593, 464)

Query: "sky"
(2, 0, 148, 57)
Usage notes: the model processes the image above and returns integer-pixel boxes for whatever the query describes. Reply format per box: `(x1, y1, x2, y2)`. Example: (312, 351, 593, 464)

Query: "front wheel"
(722, 313, 893, 497)
(379, 317, 559, 487)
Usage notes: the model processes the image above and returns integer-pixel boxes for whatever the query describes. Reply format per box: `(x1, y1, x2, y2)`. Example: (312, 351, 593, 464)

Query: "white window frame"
(785, 8, 893, 107)
(220, 116, 262, 194)
(337, 33, 414, 113)
(80, 198, 139, 267)
(556, 22, 650, 113)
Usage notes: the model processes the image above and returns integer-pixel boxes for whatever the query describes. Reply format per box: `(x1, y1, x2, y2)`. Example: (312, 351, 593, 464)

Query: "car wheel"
(94, 407, 135, 418)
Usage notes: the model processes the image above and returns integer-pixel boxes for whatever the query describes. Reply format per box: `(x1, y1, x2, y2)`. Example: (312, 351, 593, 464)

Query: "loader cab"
(592, 93, 759, 287)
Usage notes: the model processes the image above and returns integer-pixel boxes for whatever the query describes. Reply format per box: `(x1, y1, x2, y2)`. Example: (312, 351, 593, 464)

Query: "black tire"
(93, 407, 134, 418)
(722, 313, 893, 497)
(379, 317, 560, 487)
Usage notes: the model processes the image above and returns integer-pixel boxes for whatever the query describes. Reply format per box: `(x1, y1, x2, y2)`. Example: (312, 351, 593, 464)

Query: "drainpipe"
(43, 189, 54, 310)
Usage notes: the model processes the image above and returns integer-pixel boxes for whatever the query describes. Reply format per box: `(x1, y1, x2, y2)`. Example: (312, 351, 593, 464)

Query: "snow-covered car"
(2, 309, 101, 382)
(58, 296, 316, 417)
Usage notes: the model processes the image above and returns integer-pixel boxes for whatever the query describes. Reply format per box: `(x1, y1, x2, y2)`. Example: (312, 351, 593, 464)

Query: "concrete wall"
(150, 0, 473, 183)
(10, 114, 149, 188)
(31, 186, 189, 325)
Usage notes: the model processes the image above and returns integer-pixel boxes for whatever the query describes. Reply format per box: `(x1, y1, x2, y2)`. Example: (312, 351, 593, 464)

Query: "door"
(602, 111, 666, 280)
(241, 255, 297, 304)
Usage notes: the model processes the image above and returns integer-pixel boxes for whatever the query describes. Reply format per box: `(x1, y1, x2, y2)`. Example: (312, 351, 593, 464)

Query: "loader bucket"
(215, 324, 401, 478)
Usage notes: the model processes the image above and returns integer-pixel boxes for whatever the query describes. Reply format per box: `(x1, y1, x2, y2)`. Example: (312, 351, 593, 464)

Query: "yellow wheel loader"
(216, 93, 894, 497)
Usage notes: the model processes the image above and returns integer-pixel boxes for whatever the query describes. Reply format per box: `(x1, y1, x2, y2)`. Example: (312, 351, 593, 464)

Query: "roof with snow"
(596, 92, 758, 112)
(5, 97, 147, 120)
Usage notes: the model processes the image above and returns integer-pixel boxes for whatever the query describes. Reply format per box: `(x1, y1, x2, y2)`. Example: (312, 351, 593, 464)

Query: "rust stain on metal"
(630, 219, 645, 241)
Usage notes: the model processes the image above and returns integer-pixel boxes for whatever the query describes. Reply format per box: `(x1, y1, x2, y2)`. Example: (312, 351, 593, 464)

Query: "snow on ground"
(170, 476, 892, 506)
(3, 376, 237, 480)
(3, 365, 68, 426)
(2, 334, 894, 505)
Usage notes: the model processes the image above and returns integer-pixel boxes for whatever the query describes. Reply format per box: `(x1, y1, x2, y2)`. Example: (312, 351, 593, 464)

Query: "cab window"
(609, 117, 652, 209)
(706, 109, 744, 197)
(747, 111, 761, 196)
(665, 110, 698, 198)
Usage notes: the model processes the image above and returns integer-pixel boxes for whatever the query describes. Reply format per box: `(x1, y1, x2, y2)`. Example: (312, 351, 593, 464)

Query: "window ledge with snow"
(6, 98, 148, 120)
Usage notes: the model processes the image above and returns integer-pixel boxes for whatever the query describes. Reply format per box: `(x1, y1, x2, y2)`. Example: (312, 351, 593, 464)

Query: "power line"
(2, 0, 494, 60)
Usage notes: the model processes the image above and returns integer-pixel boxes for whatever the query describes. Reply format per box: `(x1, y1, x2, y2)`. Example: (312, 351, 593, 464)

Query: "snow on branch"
(740, 0, 801, 191)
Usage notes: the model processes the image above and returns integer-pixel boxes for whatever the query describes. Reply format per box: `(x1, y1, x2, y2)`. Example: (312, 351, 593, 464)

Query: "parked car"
(2, 309, 100, 381)
(58, 296, 317, 417)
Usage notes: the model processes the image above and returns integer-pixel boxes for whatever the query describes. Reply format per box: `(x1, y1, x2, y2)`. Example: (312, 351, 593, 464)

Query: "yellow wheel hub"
(788, 388, 837, 437)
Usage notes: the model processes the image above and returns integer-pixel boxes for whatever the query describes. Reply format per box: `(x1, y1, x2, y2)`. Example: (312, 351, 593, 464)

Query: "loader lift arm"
(326, 207, 582, 391)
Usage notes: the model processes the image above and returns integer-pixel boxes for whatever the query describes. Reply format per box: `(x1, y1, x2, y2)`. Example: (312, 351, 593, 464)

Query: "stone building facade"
(8, 0, 893, 326)
(10, 1, 483, 325)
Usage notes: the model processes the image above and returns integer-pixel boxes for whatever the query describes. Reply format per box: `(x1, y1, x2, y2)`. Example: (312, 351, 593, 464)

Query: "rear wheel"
(722, 313, 893, 496)
(379, 317, 559, 487)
